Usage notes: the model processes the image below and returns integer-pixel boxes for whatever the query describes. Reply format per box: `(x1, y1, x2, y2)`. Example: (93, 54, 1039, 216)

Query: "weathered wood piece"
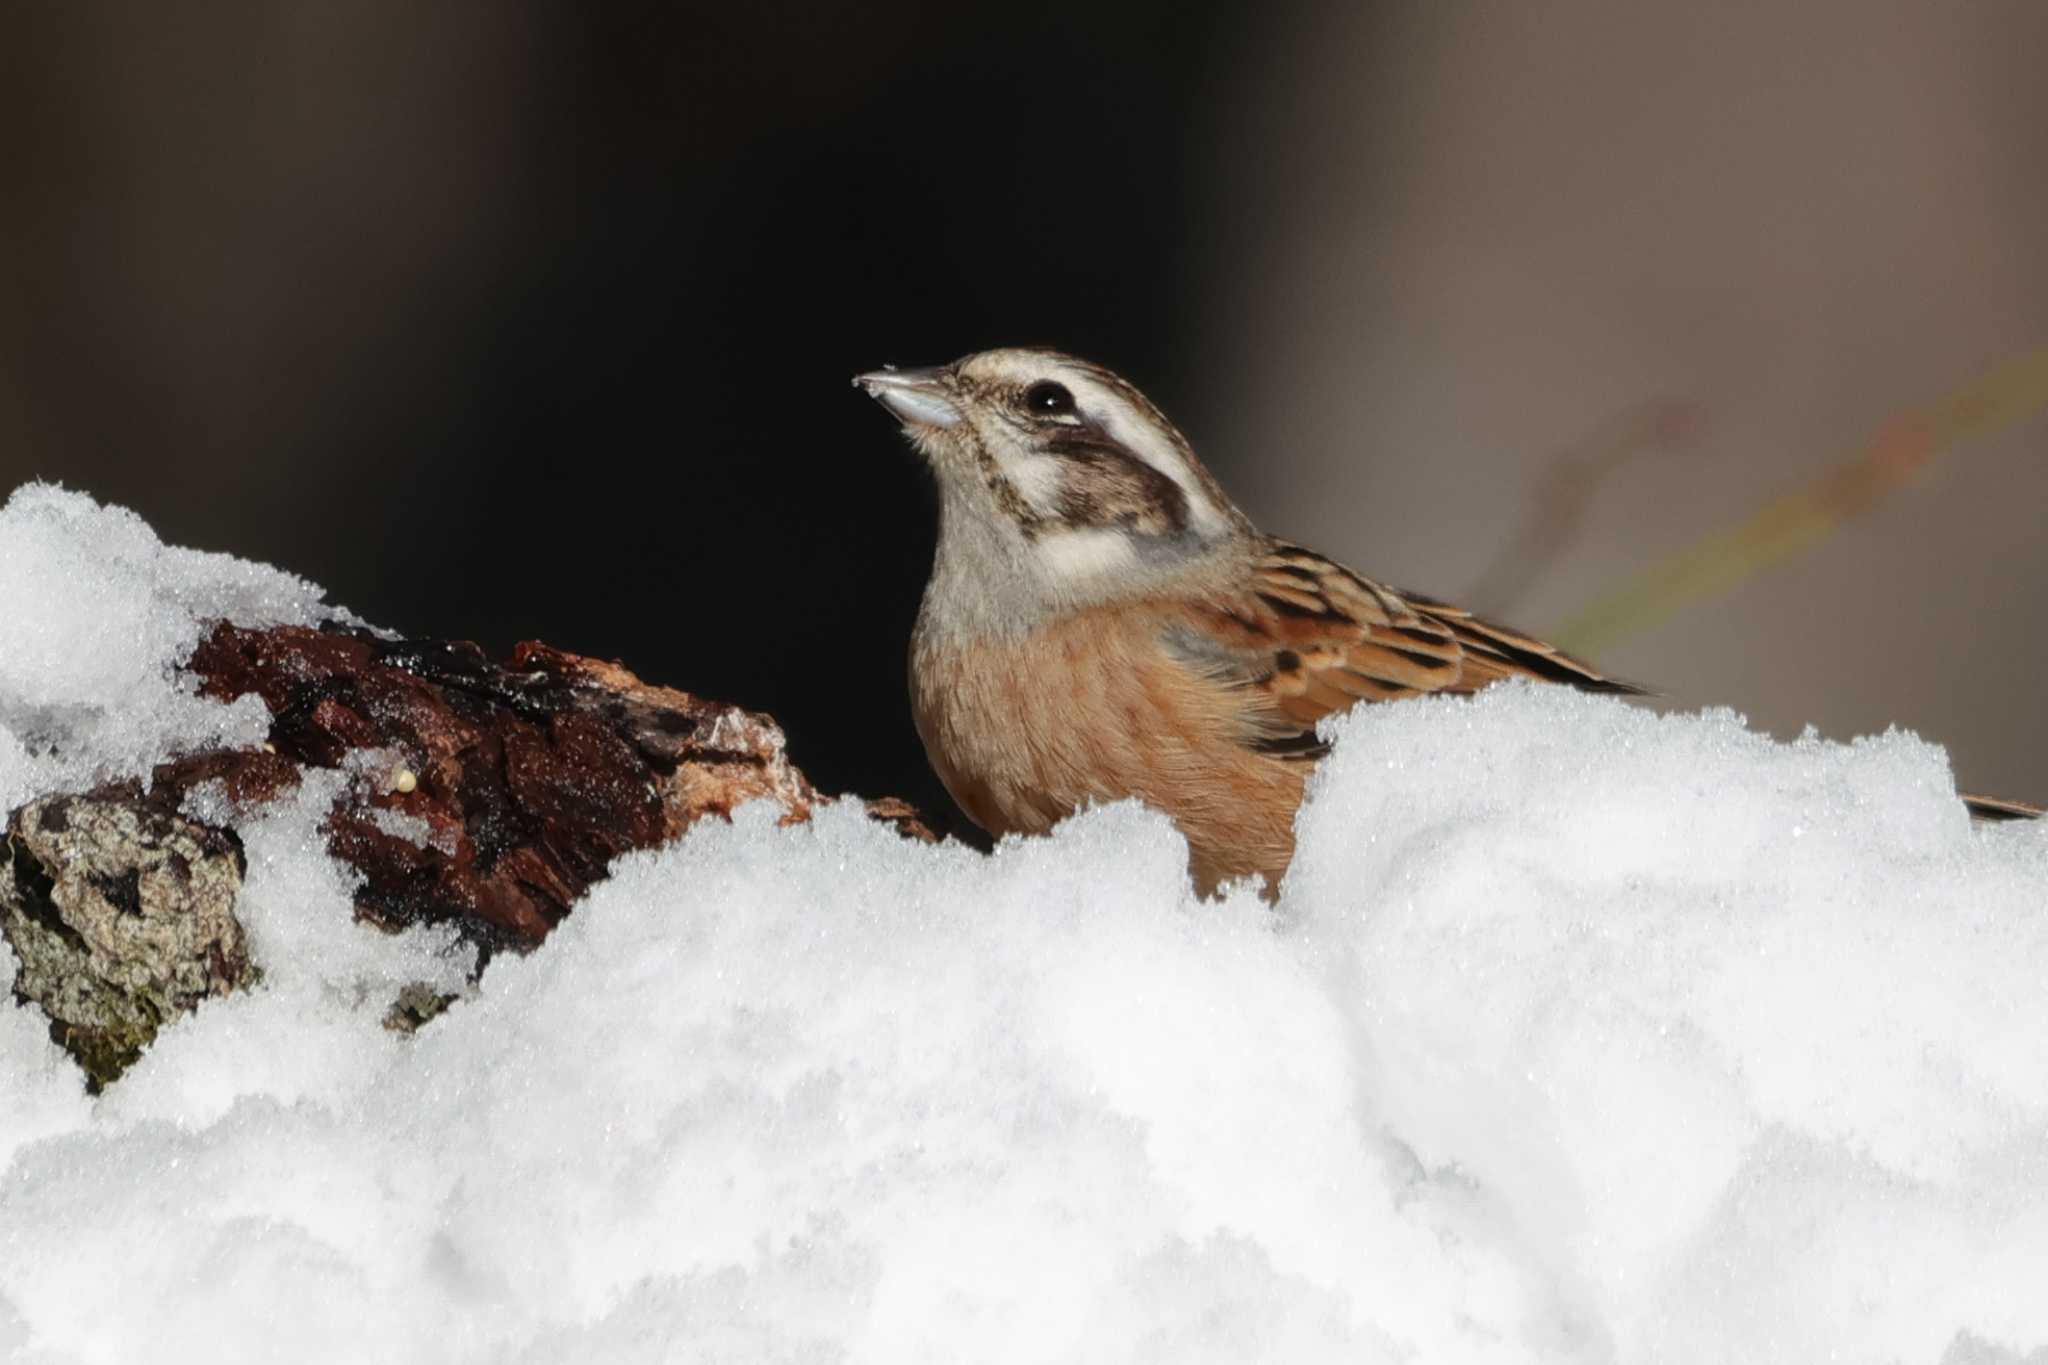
(3, 622, 933, 1086)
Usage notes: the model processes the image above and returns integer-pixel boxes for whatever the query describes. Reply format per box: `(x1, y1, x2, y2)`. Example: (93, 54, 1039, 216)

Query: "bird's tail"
(1963, 792, 2044, 822)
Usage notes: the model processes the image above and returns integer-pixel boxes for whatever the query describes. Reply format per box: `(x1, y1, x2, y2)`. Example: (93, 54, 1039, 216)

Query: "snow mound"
(0, 484, 327, 811)
(1, 484, 2045, 1363)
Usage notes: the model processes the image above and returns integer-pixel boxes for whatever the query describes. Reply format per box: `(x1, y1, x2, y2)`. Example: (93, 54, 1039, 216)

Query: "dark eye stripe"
(1043, 430, 1190, 538)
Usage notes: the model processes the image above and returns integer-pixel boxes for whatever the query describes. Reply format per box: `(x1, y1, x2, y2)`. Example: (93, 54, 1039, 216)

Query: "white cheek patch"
(1003, 453, 1066, 518)
(1032, 526, 1139, 583)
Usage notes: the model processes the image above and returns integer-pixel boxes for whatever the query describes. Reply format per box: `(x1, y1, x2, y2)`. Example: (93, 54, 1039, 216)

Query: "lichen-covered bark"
(2, 621, 935, 1087)
(2, 794, 251, 1090)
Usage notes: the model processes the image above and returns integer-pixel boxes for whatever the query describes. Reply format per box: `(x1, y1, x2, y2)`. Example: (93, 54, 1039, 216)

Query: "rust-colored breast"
(910, 607, 1307, 895)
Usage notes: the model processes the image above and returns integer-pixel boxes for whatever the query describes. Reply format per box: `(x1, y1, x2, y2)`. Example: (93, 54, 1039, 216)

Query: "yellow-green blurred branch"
(1555, 345, 2048, 656)
(1466, 399, 1701, 618)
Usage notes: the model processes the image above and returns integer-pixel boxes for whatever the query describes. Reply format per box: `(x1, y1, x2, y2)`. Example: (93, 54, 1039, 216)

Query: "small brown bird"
(856, 348, 2035, 895)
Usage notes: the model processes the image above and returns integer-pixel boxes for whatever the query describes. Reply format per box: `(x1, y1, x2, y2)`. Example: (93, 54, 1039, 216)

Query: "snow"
(1, 481, 2045, 1363)
(0, 485, 325, 814)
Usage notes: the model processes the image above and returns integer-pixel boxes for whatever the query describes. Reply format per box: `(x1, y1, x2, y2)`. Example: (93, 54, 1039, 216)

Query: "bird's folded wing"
(1166, 540, 1642, 759)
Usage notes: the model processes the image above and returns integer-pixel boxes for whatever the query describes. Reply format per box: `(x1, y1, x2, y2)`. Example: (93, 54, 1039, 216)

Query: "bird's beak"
(853, 366, 963, 430)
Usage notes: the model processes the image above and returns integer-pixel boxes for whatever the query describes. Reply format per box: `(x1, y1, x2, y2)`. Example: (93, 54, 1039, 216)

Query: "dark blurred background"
(6, 2, 2045, 831)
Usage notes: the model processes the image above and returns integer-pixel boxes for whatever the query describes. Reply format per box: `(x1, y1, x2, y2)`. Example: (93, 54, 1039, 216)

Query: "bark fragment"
(1, 621, 935, 1087)
(2, 794, 251, 1090)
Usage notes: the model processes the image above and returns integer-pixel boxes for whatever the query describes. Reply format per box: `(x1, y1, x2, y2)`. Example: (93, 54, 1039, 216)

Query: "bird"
(854, 347, 2038, 896)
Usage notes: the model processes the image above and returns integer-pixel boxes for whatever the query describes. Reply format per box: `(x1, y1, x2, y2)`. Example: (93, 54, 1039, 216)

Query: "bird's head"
(855, 348, 1251, 629)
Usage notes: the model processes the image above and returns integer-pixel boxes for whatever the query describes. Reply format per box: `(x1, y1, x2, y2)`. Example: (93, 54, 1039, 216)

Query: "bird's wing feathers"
(1169, 542, 2039, 820)
(1170, 540, 1643, 760)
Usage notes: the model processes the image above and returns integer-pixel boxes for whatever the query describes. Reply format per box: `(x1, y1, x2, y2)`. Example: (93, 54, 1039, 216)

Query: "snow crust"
(2, 483, 2045, 1363)
(0, 485, 325, 813)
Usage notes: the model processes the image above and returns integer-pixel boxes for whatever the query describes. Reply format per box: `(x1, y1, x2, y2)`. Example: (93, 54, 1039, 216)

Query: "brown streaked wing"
(1398, 587, 1646, 694)
(1171, 540, 1643, 760)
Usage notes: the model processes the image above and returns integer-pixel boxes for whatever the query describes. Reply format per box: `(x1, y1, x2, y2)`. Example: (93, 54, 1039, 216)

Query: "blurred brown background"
(5, 2, 2044, 829)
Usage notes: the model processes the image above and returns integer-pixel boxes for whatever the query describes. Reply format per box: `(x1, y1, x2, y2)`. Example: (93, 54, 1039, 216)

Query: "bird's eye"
(1023, 381, 1076, 417)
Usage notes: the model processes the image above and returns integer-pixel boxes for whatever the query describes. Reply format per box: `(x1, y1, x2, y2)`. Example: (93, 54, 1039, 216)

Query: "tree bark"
(3, 621, 932, 1088)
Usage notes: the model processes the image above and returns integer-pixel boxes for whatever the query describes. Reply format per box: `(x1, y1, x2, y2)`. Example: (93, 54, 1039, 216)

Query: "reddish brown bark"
(161, 622, 930, 955)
